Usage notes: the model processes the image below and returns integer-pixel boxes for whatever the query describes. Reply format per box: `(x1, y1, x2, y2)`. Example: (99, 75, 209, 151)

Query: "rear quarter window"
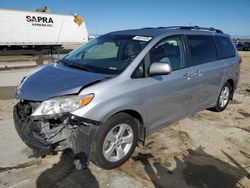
(187, 35, 218, 66)
(215, 36, 236, 59)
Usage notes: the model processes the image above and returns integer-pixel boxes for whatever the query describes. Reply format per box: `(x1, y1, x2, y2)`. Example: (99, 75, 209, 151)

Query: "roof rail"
(156, 26, 223, 34)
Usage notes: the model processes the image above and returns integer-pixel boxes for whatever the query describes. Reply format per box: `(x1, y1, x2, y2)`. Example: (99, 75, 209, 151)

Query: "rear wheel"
(91, 113, 138, 169)
(211, 82, 232, 112)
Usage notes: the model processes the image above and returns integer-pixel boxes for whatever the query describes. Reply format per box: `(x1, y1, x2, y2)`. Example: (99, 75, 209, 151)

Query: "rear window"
(215, 36, 236, 59)
(187, 35, 218, 65)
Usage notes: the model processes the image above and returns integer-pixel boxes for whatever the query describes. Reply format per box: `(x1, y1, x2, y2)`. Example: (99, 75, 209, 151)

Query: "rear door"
(186, 35, 225, 114)
(143, 35, 194, 133)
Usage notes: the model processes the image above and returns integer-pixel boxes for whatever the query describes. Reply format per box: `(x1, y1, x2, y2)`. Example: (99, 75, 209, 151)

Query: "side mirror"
(149, 62, 172, 76)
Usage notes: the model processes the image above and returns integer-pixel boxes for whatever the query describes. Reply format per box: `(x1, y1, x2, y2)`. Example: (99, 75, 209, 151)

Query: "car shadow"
(132, 147, 249, 188)
(36, 149, 99, 188)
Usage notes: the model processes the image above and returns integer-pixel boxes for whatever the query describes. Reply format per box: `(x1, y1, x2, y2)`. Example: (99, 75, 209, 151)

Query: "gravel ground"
(0, 52, 249, 188)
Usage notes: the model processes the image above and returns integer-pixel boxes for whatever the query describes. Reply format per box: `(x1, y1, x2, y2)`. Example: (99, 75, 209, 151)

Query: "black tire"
(91, 113, 139, 169)
(210, 82, 232, 112)
(13, 103, 52, 154)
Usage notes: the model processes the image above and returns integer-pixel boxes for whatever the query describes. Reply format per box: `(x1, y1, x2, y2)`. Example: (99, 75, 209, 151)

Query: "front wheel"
(91, 113, 138, 169)
(211, 82, 232, 112)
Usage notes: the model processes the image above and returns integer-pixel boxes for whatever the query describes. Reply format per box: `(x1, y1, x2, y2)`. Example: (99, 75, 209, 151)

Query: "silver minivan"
(14, 26, 241, 169)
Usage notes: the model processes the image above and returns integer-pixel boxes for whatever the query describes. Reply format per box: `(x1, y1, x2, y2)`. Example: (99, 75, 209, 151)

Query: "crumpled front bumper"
(13, 102, 52, 154)
(70, 117, 99, 167)
(13, 100, 100, 167)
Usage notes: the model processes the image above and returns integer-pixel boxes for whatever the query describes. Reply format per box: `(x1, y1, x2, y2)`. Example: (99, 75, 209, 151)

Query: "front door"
(144, 36, 194, 133)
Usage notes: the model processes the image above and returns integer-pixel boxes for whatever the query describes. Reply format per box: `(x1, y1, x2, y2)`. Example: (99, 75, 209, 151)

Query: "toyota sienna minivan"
(14, 26, 241, 169)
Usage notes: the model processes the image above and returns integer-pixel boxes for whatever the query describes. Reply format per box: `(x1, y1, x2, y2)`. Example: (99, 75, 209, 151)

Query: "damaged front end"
(13, 100, 100, 167)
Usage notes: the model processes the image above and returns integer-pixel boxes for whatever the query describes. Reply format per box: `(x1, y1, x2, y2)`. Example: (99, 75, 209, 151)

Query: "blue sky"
(0, 0, 249, 36)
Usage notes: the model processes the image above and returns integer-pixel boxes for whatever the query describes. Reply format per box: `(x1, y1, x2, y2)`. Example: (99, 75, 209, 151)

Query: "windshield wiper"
(61, 59, 90, 72)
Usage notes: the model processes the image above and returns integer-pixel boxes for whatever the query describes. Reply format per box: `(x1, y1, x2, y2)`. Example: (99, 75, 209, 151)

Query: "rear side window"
(215, 36, 236, 59)
(187, 35, 217, 65)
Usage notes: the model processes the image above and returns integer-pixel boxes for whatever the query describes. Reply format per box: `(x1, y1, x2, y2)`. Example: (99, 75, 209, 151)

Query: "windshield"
(64, 35, 151, 74)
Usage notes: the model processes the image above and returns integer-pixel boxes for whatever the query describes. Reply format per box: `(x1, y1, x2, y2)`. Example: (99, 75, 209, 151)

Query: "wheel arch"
(227, 79, 234, 90)
(106, 109, 146, 144)
(226, 78, 235, 99)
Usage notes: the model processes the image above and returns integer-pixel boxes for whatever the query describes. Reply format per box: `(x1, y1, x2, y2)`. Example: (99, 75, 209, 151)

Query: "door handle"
(194, 70, 202, 77)
(183, 73, 192, 80)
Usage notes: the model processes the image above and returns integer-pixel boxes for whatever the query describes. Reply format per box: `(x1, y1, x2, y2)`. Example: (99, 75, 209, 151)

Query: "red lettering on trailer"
(26, 15, 54, 24)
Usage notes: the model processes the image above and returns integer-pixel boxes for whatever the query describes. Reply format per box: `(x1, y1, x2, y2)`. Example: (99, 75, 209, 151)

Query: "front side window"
(64, 35, 150, 74)
(131, 60, 145, 78)
(149, 36, 186, 71)
(187, 35, 218, 65)
(215, 36, 236, 59)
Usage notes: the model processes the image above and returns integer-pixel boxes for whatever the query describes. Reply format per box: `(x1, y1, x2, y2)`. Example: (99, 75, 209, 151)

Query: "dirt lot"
(0, 52, 250, 188)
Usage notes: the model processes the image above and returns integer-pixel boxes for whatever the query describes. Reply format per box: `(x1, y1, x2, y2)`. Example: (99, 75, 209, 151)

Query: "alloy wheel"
(102, 123, 134, 162)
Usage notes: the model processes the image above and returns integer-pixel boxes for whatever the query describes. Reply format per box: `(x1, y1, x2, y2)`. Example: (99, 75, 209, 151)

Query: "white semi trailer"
(0, 8, 88, 49)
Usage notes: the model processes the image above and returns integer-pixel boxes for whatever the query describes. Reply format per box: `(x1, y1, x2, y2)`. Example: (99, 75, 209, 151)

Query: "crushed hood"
(16, 63, 111, 101)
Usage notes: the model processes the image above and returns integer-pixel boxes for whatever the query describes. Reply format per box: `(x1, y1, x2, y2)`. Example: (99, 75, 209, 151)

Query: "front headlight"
(31, 94, 94, 116)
